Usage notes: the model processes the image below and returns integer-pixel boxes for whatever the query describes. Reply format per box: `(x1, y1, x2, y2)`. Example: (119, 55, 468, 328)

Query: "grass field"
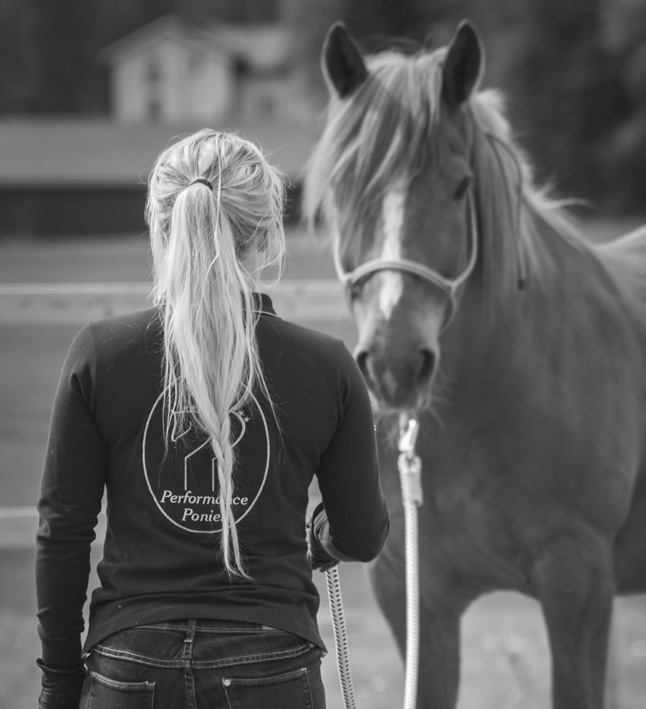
(2, 220, 646, 708)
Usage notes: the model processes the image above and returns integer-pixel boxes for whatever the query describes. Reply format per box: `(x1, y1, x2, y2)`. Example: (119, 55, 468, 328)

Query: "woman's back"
(43, 293, 386, 656)
(36, 129, 388, 709)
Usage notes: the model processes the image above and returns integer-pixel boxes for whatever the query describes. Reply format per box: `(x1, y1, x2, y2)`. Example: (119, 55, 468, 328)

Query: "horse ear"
(441, 21, 484, 109)
(321, 22, 369, 99)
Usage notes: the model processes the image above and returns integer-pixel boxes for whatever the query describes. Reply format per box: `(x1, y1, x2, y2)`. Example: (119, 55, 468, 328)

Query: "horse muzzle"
(354, 339, 437, 412)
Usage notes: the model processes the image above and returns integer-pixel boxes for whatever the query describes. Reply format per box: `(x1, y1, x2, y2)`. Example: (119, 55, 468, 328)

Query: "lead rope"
(325, 566, 357, 709)
(398, 416, 423, 709)
(325, 416, 423, 709)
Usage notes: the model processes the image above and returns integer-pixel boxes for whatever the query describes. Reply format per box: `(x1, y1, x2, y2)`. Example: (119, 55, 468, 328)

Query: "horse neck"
(441, 205, 596, 387)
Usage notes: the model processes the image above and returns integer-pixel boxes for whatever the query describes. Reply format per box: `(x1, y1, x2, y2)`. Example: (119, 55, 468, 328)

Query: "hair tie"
(191, 178, 213, 190)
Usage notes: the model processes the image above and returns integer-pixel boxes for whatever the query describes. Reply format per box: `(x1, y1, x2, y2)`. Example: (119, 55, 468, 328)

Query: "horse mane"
(304, 48, 446, 239)
(468, 91, 588, 303)
(303, 43, 593, 307)
(595, 226, 646, 319)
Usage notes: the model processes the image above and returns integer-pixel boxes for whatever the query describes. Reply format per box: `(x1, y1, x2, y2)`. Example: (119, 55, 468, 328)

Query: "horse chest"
(419, 484, 536, 592)
(396, 452, 539, 590)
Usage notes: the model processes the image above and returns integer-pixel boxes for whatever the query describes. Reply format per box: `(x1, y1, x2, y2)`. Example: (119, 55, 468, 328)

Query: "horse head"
(307, 22, 485, 413)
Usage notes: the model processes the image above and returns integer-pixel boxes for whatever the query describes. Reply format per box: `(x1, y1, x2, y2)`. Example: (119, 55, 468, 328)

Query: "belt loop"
(183, 619, 197, 659)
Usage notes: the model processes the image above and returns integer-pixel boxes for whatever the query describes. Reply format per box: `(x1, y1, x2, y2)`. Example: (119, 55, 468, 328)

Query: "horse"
(303, 20, 646, 709)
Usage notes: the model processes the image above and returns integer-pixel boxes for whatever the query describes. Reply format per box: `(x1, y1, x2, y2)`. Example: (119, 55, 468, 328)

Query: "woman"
(35, 129, 389, 708)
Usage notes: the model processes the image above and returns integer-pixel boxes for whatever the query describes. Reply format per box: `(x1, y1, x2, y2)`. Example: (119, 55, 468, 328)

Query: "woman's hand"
(306, 503, 339, 572)
(37, 659, 86, 709)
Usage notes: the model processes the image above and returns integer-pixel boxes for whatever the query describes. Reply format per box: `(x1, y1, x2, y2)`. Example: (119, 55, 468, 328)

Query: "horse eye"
(453, 176, 471, 200)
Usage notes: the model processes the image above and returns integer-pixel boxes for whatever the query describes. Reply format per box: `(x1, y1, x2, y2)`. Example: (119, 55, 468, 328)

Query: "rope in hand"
(325, 415, 423, 709)
(326, 565, 357, 709)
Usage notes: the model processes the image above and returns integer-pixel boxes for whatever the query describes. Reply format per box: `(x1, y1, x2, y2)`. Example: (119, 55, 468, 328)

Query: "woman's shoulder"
(72, 307, 162, 363)
(259, 312, 347, 354)
(257, 313, 358, 381)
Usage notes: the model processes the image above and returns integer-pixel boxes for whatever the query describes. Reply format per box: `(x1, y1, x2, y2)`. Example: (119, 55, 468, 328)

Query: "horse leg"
(533, 532, 614, 709)
(370, 550, 463, 709)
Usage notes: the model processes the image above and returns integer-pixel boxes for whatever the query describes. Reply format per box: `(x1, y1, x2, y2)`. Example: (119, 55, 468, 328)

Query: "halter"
(337, 189, 479, 328)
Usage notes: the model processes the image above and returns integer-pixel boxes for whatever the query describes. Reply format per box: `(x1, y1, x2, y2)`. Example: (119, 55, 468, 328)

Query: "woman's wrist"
(37, 658, 86, 676)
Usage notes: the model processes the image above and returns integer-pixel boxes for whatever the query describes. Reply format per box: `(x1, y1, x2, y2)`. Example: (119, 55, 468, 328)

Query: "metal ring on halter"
(338, 189, 479, 330)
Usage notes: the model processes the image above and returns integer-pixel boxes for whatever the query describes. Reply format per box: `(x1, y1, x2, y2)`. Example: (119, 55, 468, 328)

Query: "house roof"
(100, 14, 291, 72)
(99, 15, 231, 67)
(0, 117, 318, 187)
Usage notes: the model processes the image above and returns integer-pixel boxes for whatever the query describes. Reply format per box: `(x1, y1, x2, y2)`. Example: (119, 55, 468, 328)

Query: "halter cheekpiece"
(339, 189, 480, 328)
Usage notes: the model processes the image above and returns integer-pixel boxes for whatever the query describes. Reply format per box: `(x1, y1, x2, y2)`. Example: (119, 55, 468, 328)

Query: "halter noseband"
(338, 189, 479, 328)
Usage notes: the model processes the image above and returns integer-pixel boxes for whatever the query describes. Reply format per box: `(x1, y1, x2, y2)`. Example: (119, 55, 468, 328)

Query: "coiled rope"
(326, 565, 357, 709)
(326, 416, 423, 709)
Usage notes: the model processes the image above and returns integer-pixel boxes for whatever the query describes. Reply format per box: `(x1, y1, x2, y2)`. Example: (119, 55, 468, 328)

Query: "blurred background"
(0, 0, 645, 226)
(1, 0, 645, 707)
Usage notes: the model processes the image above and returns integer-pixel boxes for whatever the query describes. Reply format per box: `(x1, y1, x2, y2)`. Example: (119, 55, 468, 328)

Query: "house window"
(145, 58, 162, 122)
(147, 97, 162, 123)
(147, 60, 161, 84)
(257, 94, 276, 118)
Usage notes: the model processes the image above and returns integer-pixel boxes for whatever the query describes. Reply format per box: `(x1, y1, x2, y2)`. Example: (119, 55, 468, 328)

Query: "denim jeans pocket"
(84, 671, 155, 709)
(221, 666, 316, 709)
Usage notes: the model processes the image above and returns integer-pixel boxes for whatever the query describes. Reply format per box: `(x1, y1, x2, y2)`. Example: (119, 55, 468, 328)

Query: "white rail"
(0, 280, 348, 325)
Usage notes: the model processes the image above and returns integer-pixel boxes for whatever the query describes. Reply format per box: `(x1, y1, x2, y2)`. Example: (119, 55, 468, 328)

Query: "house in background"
(0, 14, 316, 237)
(99, 14, 295, 126)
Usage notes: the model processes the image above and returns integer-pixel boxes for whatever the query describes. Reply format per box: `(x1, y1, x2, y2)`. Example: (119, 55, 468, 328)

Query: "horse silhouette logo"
(142, 393, 269, 533)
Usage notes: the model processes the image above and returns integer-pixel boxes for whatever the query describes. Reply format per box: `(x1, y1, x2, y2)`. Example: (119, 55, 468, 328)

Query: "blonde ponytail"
(146, 130, 285, 577)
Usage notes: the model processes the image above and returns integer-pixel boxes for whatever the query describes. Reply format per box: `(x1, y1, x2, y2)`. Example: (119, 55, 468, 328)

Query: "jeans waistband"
(92, 619, 316, 671)
(137, 619, 277, 634)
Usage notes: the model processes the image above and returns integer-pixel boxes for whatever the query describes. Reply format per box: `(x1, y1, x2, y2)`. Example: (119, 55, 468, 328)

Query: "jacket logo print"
(141, 394, 270, 534)
(176, 410, 249, 491)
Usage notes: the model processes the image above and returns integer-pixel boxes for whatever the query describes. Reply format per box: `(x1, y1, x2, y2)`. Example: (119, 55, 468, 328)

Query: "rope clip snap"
(399, 417, 420, 457)
(398, 417, 423, 507)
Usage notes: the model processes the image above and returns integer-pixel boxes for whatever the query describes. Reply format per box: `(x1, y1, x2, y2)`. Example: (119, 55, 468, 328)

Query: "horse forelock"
(303, 48, 447, 263)
(303, 42, 588, 307)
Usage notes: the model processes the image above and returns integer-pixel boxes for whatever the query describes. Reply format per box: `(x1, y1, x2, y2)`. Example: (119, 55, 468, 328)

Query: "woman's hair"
(146, 129, 286, 577)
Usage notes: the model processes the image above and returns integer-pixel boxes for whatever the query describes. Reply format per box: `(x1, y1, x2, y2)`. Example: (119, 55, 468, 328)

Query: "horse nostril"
(418, 349, 436, 383)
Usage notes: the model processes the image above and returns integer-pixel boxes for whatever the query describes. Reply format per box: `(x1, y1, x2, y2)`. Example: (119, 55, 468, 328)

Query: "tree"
(598, 0, 646, 210)
(283, 0, 345, 111)
(0, 0, 41, 112)
(343, 0, 467, 51)
(0, 0, 176, 114)
(501, 0, 633, 210)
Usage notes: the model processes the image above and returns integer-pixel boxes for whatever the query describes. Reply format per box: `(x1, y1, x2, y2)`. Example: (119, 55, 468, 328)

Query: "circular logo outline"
(142, 391, 270, 534)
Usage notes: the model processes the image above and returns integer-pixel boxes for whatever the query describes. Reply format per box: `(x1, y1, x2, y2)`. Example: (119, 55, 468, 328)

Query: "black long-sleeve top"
(36, 294, 388, 668)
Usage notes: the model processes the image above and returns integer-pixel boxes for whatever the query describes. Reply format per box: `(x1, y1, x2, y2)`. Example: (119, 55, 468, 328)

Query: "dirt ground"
(2, 543, 645, 709)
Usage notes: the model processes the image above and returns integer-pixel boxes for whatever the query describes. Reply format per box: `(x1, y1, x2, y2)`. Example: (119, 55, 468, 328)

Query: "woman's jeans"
(79, 619, 326, 709)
